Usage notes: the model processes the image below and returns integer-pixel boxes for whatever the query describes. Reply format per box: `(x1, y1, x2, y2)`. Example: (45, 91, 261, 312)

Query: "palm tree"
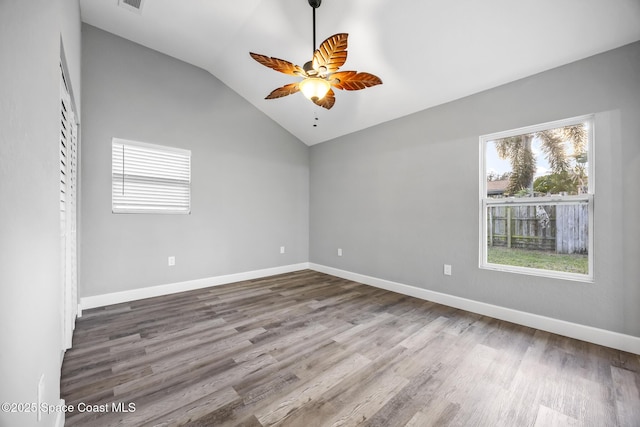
(493, 123, 587, 195)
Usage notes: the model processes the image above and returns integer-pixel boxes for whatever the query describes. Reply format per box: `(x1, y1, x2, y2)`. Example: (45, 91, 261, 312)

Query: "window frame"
(112, 138, 191, 215)
(479, 114, 594, 282)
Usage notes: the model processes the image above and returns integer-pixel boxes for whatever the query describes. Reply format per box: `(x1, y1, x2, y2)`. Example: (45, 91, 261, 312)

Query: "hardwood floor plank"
(144, 386, 242, 427)
(404, 398, 459, 427)
(534, 405, 581, 427)
(111, 332, 265, 397)
(287, 369, 409, 427)
(61, 270, 640, 426)
(110, 383, 240, 427)
(255, 352, 371, 426)
(233, 323, 328, 364)
(611, 366, 640, 426)
(295, 344, 412, 426)
(332, 312, 395, 343)
(398, 315, 449, 349)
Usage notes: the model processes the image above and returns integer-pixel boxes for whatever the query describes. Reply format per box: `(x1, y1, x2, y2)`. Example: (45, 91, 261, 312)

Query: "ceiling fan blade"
(250, 53, 306, 77)
(312, 88, 335, 110)
(312, 33, 348, 75)
(265, 82, 300, 99)
(330, 71, 382, 91)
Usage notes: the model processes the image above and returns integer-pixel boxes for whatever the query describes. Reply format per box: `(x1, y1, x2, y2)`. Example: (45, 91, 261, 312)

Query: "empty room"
(2, 0, 640, 426)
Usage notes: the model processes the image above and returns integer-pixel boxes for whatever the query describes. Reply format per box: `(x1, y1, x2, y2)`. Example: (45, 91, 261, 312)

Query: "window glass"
(480, 116, 593, 281)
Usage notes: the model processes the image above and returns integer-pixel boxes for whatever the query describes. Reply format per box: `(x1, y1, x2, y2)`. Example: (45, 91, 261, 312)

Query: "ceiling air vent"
(118, 0, 145, 14)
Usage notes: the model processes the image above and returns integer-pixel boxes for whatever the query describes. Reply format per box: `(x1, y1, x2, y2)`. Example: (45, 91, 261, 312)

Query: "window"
(112, 138, 191, 214)
(480, 115, 593, 281)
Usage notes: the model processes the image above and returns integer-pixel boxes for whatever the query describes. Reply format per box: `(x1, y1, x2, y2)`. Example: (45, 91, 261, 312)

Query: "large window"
(480, 115, 593, 281)
(112, 138, 191, 214)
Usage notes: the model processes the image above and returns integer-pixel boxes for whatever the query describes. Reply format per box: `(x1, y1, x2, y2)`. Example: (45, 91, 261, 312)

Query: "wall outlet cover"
(444, 264, 452, 276)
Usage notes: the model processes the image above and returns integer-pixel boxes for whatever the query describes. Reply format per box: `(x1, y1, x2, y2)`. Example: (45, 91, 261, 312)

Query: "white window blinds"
(112, 138, 191, 214)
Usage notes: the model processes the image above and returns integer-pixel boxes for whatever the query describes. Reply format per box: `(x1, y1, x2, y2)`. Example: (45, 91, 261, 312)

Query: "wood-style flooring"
(61, 270, 640, 426)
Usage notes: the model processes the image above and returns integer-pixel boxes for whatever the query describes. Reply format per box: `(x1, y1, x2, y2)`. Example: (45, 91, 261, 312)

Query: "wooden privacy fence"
(487, 204, 588, 254)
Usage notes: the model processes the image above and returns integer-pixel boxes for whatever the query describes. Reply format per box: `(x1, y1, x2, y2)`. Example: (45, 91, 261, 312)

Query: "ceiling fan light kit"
(299, 77, 331, 101)
(249, 0, 382, 110)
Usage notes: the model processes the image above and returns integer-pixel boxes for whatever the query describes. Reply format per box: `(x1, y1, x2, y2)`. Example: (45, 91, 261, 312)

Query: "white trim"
(479, 114, 595, 282)
(484, 195, 590, 206)
(309, 263, 640, 355)
(54, 399, 66, 427)
(112, 137, 190, 156)
(481, 262, 592, 283)
(60, 61, 79, 353)
(480, 114, 595, 143)
(80, 263, 310, 310)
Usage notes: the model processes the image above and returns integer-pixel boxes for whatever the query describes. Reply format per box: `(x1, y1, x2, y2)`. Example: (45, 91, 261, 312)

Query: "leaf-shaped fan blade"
(312, 89, 336, 110)
(265, 82, 300, 99)
(312, 33, 348, 75)
(250, 53, 306, 77)
(331, 71, 382, 91)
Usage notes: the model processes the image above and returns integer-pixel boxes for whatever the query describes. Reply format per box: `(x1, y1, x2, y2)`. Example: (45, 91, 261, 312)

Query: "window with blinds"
(112, 138, 191, 214)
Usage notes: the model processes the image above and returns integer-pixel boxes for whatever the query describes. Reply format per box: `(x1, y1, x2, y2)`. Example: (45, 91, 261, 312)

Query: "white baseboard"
(77, 261, 639, 355)
(80, 263, 310, 311)
(309, 263, 640, 355)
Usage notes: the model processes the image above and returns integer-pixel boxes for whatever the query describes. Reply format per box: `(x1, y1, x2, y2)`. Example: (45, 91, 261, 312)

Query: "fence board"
(488, 204, 587, 254)
(556, 204, 588, 254)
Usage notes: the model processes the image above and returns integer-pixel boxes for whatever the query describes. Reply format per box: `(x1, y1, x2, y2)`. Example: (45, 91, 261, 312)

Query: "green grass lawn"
(487, 246, 588, 274)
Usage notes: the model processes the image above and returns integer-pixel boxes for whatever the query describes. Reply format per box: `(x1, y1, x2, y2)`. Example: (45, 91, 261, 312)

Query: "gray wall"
(80, 25, 309, 297)
(1, 6, 636, 426)
(310, 42, 640, 337)
(0, 1, 81, 426)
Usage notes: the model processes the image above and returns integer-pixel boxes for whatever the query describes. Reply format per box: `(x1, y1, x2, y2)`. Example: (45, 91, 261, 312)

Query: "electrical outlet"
(280, 246, 285, 254)
(337, 248, 343, 257)
(37, 374, 44, 421)
(444, 264, 452, 276)
(168, 256, 175, 266)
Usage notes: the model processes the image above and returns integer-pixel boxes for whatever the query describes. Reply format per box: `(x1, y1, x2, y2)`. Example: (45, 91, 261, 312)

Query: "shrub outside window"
(479, 115, 594, 281)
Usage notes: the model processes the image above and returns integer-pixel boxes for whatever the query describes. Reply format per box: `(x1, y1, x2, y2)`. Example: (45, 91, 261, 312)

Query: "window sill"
(480, 262, 594, 283)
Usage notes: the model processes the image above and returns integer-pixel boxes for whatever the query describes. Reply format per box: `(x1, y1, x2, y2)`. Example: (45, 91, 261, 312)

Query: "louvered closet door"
(60, 63, 78, 351)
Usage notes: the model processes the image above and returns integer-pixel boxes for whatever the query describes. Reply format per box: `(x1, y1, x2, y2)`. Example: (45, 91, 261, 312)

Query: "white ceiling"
(80, 0, 640, 146)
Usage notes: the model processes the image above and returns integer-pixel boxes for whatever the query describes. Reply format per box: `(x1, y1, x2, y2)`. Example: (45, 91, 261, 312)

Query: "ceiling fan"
(249, 0, 382, 110)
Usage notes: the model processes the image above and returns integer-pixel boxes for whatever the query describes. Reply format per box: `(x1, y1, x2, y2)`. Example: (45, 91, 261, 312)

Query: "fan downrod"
(308, 0, 322, 53)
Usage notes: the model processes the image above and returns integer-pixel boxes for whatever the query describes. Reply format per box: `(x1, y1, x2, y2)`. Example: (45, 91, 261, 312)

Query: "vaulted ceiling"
(80, 0, 640, 145)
